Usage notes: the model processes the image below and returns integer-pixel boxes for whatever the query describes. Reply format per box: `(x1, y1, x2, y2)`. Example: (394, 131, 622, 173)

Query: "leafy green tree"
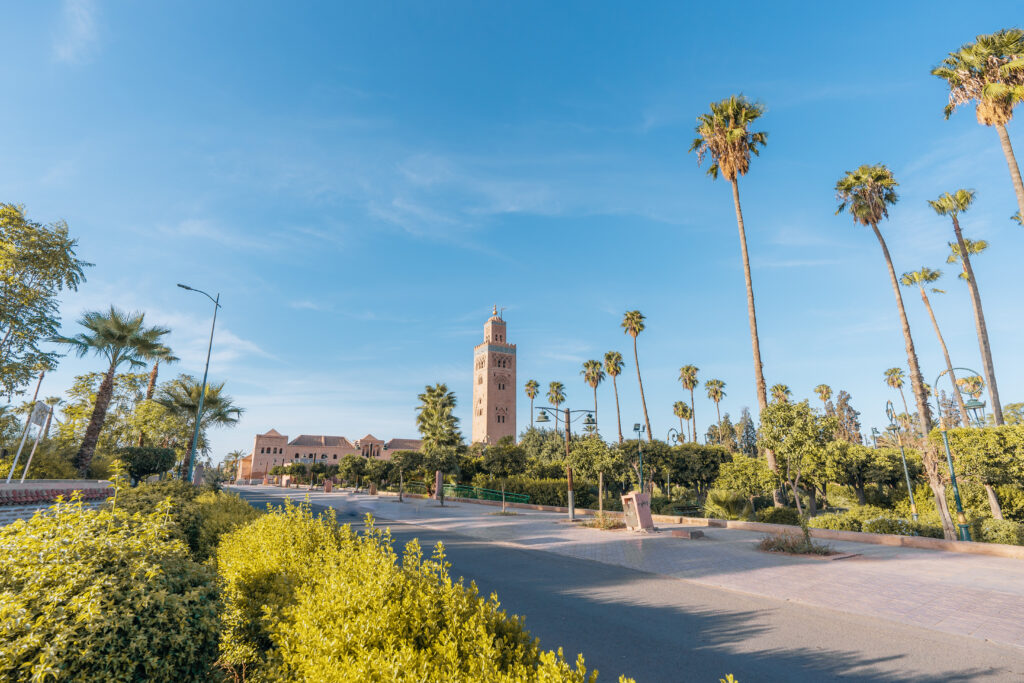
(119, 446, 176, 484)
(735, 407, 758, 456)
(338, 454, 367, 486)
(390, 449, 423, 501)
(930, 426, 1024, 519)
(524, 379, 539, 428)
(677, 365, 699, 442)
(55, 372, 149, 468)
(935, 190, 1004, 424)
(831, 390, 863, 444)
(580, 360, 605, 429)
(704, 378, 726, 443)
(932, 29, 1024, 219)
(54, 307, 172, 475)
(712, 454, 776, 504)
(671, 443, 730, 501)
(706, 412, 738, 452)
(0, 204, 90, 398)
(689, 95, 771, 420)
(901, 266, 971, 425)
(1001, 402, 1024, 426)
(604, 351, 625, 443)
(758, 400, 836, 515)
(483, 436, 527, 511)
(517, 427, 565, 463)
(621, 310, 652, 441)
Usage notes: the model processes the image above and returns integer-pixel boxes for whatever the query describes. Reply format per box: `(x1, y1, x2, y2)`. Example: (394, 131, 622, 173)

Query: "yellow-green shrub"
(0, 495, 219, 681)
(195, 491, 260, 562)
(216, 500, 612, 682)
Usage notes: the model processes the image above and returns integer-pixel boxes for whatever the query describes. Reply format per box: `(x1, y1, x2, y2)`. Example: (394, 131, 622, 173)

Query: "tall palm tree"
(884, 368, 912, 418)
(678, 365, 699, 442)
(690, 95, 770, 414)
(932, 190, 1004, 424)
(705, 379, 726, 443)
(933, 29, 1024, 218)
(836, 166, 955, 536)
(144, 346, 179, 400)
(414, 383, 461, 454)
(54, 306, 171, 475)
(769, 384, 792, 403)
(604, 351, 625, 443)
(814, 384, 832, 410)
(580, 360, 605, 428)
(547, 381, 565, 432)
(155, 375, 244, 471)
(900, 267, 971, 426)
(621, 310, 652, 440)
(524, 379, 540, 429)
(836, 166, 932, 434)
(672, 401, 692, 440)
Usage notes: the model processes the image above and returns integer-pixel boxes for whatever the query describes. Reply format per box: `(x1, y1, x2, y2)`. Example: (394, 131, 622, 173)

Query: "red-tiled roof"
(288, 434, 354, 448)
(385, 438, 422, 451)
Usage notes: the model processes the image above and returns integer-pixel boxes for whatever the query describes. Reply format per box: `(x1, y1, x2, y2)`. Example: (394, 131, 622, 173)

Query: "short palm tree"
(835, 165, 932, 436)
(678, 365, 699, 442)
(704, 379, 726, 443)
(884, 367, 912, 418)
(672, 400, 692, 440)
(690, 95, 770, 413)
(932, 189, 1004, 424)
(621, 311, 652, 440)
(604, 351, 625, 443)
(524, 379, 540, 428)
(814, 384, 832, 409)
(547, 381, 566, 431)
(155, 376, 243, 472)
(580, 360, 605, 429)
(770, 384, 792, 403)
(54, 306, 172, 475)
(932, 29, 1024, 218)
(900, 267, 970, 426)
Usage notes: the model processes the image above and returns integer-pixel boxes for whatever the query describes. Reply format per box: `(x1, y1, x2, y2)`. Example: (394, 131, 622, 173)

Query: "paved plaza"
(233, 486, 1024, 680)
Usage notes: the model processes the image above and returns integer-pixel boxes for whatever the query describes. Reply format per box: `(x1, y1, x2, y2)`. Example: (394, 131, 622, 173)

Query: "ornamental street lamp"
(534, 405, 594, 522)
(665, 427, 681, 497)
(885, 400, 918, 522)
(633, 423, 645, 490)
(177, 283, 221, 485)
(934, 368, 978, 541)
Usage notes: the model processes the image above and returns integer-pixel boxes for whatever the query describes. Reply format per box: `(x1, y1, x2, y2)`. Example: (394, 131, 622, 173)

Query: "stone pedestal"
(620, 491, 654, 531)
(369, 482, 377, 495)
(324, 480, 333, 493)
(262, 476, 269, 486)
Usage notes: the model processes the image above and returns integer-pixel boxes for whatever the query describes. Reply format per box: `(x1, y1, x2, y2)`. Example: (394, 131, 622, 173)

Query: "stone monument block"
(620, 491, 654, 531)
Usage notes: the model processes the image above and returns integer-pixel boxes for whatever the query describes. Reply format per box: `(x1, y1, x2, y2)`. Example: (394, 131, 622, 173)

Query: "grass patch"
(581, 514, 626, 530)
(759, 517, 833, 555)
(488, 510, 518, 516)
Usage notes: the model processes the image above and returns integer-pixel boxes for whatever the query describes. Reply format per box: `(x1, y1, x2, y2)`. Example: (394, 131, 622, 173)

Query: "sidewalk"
(238, 486, 1024, 650)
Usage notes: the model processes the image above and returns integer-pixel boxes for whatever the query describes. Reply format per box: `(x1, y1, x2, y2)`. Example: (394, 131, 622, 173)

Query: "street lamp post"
(665, 428, 681, 498)
(177, 283, 221, 485)
(885, 400, 918, 522)
(633, 423, 645, 491)
(535, 405, 595, 522)
(934, 368, 978, 541)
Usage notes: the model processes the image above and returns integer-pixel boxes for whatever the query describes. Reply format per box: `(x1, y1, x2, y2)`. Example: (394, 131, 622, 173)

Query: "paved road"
(234, 489, 1024, 682)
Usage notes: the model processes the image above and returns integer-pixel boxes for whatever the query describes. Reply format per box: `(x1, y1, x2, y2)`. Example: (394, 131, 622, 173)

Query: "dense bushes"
(703, 490, 752, 520)
(861, 517, 914, 536)
(216, 500, 605, 682)
(118, 446, 177, 483)
(0, 495, 220, 681)
(756, 506, 800, 526)
(980, 519, 1024, 545)
(471, 475, 598, 509)
(808, 512, 860, 531)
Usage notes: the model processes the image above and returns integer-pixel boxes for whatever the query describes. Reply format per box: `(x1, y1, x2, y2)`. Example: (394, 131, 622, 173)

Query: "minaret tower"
(472, 306, 517, 444)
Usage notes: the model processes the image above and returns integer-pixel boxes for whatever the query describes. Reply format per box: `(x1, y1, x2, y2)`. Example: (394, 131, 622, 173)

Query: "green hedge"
(216, 500, 605, 682)
(756, 507, 800, 526)
(470, 475, 598, 509)
(980, 519, 1024, 545)
(0, 495, 220, 681)
(808, 512, 860, 531)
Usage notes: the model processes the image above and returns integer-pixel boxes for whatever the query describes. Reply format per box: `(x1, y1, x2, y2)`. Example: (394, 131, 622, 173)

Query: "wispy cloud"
(290, 300, 327, 311)
(53, 0, 98, 64)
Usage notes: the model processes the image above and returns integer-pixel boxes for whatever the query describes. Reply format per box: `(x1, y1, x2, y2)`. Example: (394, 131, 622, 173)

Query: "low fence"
(441, 483, 530, 504)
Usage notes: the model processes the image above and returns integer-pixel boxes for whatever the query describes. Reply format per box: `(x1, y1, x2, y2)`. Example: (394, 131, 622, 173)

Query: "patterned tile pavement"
(240, 487, 1024, 651)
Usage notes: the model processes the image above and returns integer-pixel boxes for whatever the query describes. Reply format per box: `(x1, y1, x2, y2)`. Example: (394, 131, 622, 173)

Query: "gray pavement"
(232, 486, 1024, 682)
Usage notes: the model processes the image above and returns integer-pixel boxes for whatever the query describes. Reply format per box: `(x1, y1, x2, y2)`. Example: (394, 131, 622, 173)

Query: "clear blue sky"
(4, 1, 1023, 459)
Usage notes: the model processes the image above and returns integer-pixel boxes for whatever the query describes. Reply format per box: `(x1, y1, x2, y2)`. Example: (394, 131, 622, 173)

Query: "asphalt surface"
(234, 489, 1024, 682)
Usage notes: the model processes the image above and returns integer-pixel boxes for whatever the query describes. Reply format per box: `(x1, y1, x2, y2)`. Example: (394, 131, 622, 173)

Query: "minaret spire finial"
(493, 304, 498, 316)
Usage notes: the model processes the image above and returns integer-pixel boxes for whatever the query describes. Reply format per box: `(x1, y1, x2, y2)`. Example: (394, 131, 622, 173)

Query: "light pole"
(885, 400, 918, 522)
(934, 368, 978, 541)
(633, 423, 645, 491)
(665, 428, 681, 497)
(535, 406, 595, 522)
(177, 283, 221, 485)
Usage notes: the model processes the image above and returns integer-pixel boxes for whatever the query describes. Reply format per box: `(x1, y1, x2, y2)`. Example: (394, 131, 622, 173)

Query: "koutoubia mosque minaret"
(471, 306, 517, 444)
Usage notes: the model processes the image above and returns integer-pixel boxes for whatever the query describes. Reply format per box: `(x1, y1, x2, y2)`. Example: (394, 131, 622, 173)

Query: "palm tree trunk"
(633, 336, 652, 441)
(679, 415, 685, 436)
(919, 288, 970, 426)
(951, 214, 1003, 425)
(731, 178, 781, 505)
(730, 179, 768, 412)
(984, 482, 1003, 520)
(598, 471, 604, 514)
(995, 122, 1024, 221)
(897, 387, 910, 420)
(689, 387, 696, 443)
(871, 222, 954, 539)
(146, 360, 160, 400)
(592, 386, 598, 429)
(529, 397, 534, 429)
(715, 402, 722, 444)
(43, 410, 53, 441)
(75, 364, 117, 476)
(611, 376, 623, 444)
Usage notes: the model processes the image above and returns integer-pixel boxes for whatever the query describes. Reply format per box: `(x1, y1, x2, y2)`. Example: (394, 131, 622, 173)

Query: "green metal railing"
(442, 484, 530, 504)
